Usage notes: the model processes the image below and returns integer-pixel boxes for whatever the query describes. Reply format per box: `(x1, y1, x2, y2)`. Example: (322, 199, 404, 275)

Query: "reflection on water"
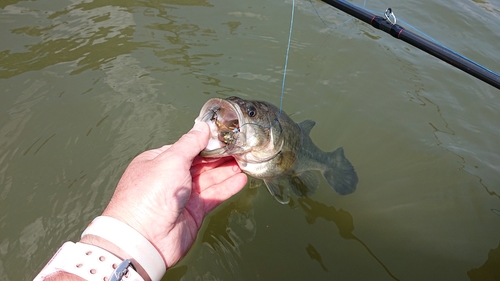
(418, 73, 500, 203)
(297, 197, 400, 281)
(0, 2, 142, 79)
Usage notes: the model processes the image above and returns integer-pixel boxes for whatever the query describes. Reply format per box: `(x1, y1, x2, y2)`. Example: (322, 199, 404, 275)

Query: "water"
(1, 0, 499, 280)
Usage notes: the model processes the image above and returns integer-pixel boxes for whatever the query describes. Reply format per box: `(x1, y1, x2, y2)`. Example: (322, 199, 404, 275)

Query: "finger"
(200, 173, 248, 213)
(192, 155, 224, 166)
(190, 157, 236, 177)
(154, 144, 173, 154)
(158, 122, 209, 162)
(130, 144, 173, 162)
(192, 160, 242, 193)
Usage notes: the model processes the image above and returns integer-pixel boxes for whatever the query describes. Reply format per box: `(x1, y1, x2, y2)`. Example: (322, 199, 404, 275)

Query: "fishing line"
(308, 0, 366, 30)
(233, 0, 296, 135)
(279, 0, 296, 116)
(209, 0, 296, 152)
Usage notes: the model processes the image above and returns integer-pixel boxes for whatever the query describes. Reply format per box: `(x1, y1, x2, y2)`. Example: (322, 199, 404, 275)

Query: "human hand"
(82, 122, 247, 276)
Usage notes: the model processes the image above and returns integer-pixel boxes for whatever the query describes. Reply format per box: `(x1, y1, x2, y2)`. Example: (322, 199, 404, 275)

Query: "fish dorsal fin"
(298, 120, 316, 136)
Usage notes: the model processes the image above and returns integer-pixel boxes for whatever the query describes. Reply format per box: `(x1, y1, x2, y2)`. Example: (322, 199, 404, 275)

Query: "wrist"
(35, 216, 167, 281)
(81, 216, 166, 281)
(79, 235, 151, 281)
(34, 242, 144, 281)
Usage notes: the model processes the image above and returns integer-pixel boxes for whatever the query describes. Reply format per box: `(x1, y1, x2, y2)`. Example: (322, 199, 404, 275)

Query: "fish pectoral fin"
(289, 171, 319, 197)
(248, 177, 263, 189)
(323, 147, 358, 195)
(264, 179, 290, 204)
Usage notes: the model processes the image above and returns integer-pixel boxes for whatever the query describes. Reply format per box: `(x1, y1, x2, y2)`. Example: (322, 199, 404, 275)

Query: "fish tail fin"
(322, 147, 358, 195)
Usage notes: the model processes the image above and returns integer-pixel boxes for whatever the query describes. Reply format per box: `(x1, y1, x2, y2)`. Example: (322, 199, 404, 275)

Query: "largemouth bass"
(195, 96, 358, 204)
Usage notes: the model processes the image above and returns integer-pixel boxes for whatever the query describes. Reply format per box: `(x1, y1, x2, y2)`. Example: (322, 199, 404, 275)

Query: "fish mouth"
(195, 98, 245, 157)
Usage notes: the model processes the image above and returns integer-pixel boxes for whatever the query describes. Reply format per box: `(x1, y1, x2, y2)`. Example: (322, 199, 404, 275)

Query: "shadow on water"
(167, 175, 498, 280)
(295, 197, 400, 281)
(201, 188, 255, 246)
(176, 175, 401, 280)
(467, 239, 500, 280)
(305, 243, 328, 272)
(162, 186, 259, 280)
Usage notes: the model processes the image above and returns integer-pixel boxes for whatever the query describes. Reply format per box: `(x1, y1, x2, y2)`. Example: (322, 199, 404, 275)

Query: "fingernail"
(191, 121, 207, 133)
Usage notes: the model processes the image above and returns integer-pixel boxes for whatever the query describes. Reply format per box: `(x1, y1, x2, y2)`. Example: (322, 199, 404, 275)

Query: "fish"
(195, 96, 358, 204)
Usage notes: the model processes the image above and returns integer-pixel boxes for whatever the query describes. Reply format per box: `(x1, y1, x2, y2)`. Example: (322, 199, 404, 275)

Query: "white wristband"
(81, 216, 166, 281)
(34, 241, 144, 281)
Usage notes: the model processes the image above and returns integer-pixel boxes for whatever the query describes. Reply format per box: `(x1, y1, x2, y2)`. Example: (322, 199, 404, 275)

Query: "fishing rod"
(321, 0, 500, 90)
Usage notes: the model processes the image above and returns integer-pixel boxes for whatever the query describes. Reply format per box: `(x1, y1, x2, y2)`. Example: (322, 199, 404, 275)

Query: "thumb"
(162, 122, 210, 161)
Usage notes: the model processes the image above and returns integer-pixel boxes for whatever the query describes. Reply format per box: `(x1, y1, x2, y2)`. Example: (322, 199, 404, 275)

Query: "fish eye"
(247, 105, 256, 117)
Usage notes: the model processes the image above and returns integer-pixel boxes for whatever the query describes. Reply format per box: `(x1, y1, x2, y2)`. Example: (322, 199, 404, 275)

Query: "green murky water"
(1, 0, 499, 280)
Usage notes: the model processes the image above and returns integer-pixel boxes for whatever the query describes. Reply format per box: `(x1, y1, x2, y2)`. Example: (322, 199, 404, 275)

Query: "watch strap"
(34, 241, 144, 281)
(81, 216, 166, 281)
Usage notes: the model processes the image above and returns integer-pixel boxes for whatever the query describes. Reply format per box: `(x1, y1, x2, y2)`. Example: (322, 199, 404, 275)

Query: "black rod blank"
(321, 0, 500, 90)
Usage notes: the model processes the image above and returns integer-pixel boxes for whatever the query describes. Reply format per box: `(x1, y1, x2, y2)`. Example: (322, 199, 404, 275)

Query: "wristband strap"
(34, 242, 144, 281)
(81, 216, 166, 281)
